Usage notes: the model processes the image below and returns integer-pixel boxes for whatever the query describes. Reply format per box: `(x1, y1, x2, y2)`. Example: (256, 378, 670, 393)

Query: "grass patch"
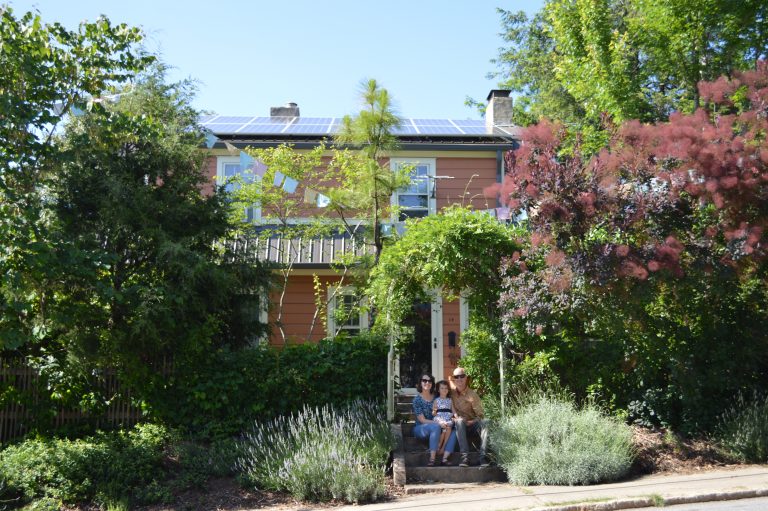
(542, 496, 613, 506)
(490, 393, 634, 485)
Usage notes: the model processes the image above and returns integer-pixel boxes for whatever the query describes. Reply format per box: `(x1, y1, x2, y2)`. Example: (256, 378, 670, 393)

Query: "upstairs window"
(217, 156, 260, 222)
(391, 158, 436, 221)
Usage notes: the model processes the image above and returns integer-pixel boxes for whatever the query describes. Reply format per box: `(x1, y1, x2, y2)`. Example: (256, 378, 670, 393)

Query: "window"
(391, 158, 436, 221)
(217, 156, 260, 222)
(327, 287, 369, 337)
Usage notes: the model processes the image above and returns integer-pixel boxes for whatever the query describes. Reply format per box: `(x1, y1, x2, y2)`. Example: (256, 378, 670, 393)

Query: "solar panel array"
(199, 115, 515, 137)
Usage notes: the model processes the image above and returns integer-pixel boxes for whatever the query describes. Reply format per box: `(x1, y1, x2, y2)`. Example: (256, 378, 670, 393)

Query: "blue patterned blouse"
(412, 394, 435, 421)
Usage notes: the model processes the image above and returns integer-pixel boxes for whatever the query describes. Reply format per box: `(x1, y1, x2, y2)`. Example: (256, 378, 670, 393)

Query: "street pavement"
(338, 466, 768, 511)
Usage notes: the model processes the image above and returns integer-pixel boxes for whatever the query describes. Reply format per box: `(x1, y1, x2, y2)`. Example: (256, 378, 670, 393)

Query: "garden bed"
(103, 426, 738, 511)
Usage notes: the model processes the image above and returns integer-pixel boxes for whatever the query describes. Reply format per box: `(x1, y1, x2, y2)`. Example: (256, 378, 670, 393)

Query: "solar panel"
(392, 125, 419, 135)
(294, 117, 333, 126)
(203, 123, 248, 133)
(418, 126, 463, 135)
(412, 119, 453, 127)
(454, 120, 485, 127)
(284, 124, 332, 134)
(459, 126, 489, 135)
(201, 116, 513, 137)
(238, 123, 288, 134)
(210, 116, 254, 124)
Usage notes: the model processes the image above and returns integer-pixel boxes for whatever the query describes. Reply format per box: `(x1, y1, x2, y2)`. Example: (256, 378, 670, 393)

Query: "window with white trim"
(391, 158, 437, 221)
(327, 287, 369, 337)
(217, 156, 260, 222)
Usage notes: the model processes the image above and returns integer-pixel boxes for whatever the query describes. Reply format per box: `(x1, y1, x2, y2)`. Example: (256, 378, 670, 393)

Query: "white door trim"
(459, 293, 469, 358)
(431, 294, 444, 380)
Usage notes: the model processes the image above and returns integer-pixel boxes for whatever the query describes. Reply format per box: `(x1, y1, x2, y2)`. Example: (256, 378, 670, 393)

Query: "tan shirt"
(452, 387, 483, 421)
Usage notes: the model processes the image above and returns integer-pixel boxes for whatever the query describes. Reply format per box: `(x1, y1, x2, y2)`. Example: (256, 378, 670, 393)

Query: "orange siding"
(436, 157, 498, 211)
(202, 156, 217, 196)
(267, 275, 342, 345)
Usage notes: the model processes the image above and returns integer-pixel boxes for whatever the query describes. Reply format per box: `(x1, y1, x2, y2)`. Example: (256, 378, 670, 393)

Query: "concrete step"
(405, 451, 485, 466)
(406, 465, 506, 484)
(396, 402, 413, 414)
(404, 434, 483, 452)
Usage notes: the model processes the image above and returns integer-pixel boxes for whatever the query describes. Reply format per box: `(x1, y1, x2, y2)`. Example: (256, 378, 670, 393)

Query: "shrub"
(0, 424, 170, 507)
(235, 399, 393, 504)
(151, 332, 388, 439)
(491, 394, 634, 485)
(716, 393, 768, 462)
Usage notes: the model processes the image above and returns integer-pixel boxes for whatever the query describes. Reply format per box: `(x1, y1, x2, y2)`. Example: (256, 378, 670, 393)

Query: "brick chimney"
(485, 90, 513, 132)
(270, 102, 300, 117)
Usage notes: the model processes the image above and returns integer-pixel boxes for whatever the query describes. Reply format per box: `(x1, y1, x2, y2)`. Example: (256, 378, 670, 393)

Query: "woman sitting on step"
(412, 373, 457, 466)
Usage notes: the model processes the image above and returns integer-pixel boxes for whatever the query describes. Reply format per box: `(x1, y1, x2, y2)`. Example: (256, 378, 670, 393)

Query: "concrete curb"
(531, 487, 768, 511)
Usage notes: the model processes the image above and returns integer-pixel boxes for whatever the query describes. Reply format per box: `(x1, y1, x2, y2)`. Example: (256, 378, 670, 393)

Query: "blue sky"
(12, 0, 544, 120)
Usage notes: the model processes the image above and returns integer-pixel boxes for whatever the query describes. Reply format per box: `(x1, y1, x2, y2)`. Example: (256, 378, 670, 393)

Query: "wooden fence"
(0, 359, 154, 444)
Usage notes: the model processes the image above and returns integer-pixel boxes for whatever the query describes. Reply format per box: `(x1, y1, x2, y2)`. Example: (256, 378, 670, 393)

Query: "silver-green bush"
(716, 393, 768, 462)
(235, 399, 394, 503)
(490, 395, 634, 485)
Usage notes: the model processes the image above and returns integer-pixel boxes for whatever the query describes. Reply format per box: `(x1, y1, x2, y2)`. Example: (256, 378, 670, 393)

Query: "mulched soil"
(630, 425, 738, 476)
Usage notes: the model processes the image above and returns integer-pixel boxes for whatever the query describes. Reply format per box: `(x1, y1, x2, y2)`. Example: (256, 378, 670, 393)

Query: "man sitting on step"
(451, 367, 490, 467)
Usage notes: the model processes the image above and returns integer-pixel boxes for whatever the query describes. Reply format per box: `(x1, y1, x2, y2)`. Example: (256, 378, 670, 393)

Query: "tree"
(331, 79, 411, 265)
(492, 63, 768, 432)
(486, 0, 768, 149)
(27, 66, 271, 410)
(228, 80, 410, 345)
(0, 7, 153, 350)
(228, 143, 338, 344)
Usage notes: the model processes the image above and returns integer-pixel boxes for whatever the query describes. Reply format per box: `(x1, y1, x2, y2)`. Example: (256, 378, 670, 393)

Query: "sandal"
(427, 458, 436, 467)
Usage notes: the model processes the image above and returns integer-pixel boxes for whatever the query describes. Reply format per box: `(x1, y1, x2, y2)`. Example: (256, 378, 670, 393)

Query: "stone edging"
(532, 487, 768, 511)
(391, 423, 407, 486)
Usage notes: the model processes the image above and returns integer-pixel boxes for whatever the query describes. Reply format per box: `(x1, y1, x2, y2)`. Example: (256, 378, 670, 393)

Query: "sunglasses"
(421, 378, 432, 383)
(453, 374, 466, 379)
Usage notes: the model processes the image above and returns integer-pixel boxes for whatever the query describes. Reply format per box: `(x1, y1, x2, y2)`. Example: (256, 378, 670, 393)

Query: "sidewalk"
(340, 466, 768, 511)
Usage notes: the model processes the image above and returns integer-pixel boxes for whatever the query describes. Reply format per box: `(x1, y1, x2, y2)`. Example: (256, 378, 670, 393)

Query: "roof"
(200, 115, 520, 146)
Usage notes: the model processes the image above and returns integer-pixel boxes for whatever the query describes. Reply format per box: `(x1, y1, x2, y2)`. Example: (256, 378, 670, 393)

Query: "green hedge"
(150, 333, 388, 438)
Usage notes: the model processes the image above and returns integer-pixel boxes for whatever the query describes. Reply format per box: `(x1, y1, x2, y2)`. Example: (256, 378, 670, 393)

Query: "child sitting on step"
(432, 380, 456, 465)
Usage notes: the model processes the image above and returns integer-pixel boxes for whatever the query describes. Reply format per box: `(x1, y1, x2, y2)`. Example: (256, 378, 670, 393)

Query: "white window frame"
(390, 157, 437, 222)
(327, 286, 369, 338)
(217, 156, 261, 222)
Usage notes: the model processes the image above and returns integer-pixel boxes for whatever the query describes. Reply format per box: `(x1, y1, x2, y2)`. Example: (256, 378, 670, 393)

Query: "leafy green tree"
(494, 64, 768, 432)
(0, 7, 153, 350)
(331, 79, 411, 265)
(228, 80, 410, 344)
(34, 66, 271, 409)
(229, 143, 338, 344)
(486, 0, 768, 147)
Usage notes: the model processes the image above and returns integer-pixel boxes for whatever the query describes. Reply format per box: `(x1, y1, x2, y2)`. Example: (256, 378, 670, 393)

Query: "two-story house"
(200, 90, 518, 388)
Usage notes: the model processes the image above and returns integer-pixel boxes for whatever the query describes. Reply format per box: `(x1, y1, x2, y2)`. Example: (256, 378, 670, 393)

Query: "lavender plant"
(235, 399, 393, 503)
(717, 393, 768, 463)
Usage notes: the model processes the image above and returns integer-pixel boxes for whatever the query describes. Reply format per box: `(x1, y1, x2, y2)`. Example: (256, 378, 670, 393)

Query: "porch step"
(405, 450, 485, 466)
(407, 465, 506, 484)
(404, 433, 484, 451)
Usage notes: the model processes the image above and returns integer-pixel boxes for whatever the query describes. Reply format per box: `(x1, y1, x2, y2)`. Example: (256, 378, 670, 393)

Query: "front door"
(397, 297, 443, 392)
